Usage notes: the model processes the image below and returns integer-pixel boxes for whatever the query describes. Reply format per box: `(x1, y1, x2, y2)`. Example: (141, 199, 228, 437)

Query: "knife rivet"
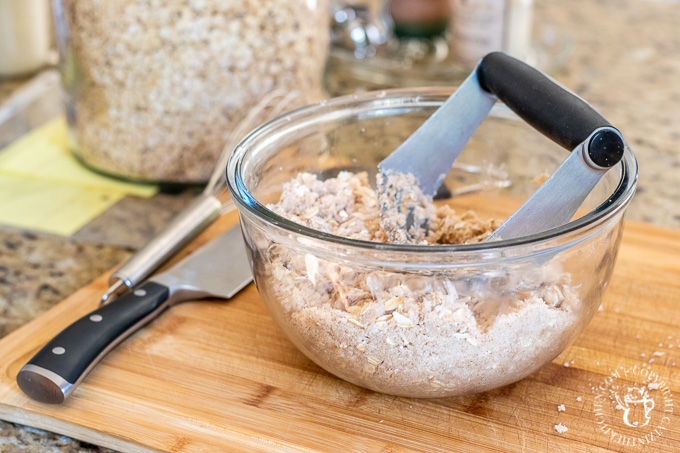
(134, 289, 147, 297)
(89, 314, 103, 322)
(52, 347, 66, 355)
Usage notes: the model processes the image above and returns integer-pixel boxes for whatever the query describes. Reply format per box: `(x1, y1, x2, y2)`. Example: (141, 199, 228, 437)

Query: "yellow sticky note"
(0, 116, 158, 198)
(0, 173, 125, 236)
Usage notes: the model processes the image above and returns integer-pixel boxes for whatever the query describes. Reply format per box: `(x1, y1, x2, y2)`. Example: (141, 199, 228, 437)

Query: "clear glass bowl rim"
(226, 86, 638, 254)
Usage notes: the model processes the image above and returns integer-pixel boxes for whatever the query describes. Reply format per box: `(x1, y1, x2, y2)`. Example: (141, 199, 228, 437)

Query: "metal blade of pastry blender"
(486, 127, 625, 241)
(17, 225, 253, 404)
(378, 70, 496, 196)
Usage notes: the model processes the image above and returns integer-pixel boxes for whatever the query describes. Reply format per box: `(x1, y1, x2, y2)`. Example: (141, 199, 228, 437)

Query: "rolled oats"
(56, 0, 328, 182)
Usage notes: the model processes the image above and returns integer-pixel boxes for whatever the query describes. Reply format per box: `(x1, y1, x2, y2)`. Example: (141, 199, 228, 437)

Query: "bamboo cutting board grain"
(1, 211, 680, 452)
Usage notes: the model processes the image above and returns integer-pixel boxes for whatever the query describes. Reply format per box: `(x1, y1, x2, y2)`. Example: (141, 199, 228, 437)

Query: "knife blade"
(17, 225, 253, 404)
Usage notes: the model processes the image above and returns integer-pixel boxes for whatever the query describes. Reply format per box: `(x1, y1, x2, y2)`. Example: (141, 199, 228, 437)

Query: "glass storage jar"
(53, 0, 329, 183)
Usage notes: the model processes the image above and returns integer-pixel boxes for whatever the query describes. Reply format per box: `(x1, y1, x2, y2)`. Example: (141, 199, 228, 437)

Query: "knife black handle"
(477, 52, 615, 151)
(17, 281, 170, 404)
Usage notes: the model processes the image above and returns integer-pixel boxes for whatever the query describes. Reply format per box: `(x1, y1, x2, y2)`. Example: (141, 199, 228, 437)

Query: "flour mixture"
(261, 171, 581, 397)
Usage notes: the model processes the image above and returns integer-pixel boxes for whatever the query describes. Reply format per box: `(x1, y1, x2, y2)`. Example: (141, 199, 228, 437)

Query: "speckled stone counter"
(536, 0, 680, 229)
(1, 0, 680, 451)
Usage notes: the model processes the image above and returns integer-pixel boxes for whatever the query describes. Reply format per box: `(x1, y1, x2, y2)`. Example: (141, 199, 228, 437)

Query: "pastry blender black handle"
(477, 52, 624, 168)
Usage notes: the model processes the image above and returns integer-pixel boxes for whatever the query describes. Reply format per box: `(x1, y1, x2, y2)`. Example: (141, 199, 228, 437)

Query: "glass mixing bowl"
(226, 87, 637, 398)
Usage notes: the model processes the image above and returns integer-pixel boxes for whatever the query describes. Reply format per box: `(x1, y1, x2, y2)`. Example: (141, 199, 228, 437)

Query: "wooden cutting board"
(1, 211, 680, 453)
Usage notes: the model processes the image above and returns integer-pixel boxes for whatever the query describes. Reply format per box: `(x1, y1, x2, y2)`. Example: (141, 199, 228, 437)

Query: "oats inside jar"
(258, 171, 582, 397)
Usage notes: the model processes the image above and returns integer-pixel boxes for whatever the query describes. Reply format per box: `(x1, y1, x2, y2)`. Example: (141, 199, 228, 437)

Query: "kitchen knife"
(100, 90, 301, 305)
(17, 225, 253, 404)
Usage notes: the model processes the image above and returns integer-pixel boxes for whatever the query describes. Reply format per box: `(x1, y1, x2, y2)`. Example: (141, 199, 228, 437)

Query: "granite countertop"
(1, 0, 680, 451)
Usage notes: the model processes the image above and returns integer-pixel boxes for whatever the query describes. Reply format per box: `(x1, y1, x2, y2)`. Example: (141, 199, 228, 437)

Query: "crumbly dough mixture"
(60, 0, 327, 182)
(262, 171, 582, 397)
(270, 171, 499, 245)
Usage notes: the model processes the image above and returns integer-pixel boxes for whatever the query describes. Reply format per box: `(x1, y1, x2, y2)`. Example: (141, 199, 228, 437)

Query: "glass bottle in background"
(0, 0, 52, 78)
(449, 0, 533, 65)
(326, 0, 467, 95)
(389, 0, 450, 39)
(330, 0, 392, 58)
(325, 0, 566, 96)
(53, 0, 329, 183)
